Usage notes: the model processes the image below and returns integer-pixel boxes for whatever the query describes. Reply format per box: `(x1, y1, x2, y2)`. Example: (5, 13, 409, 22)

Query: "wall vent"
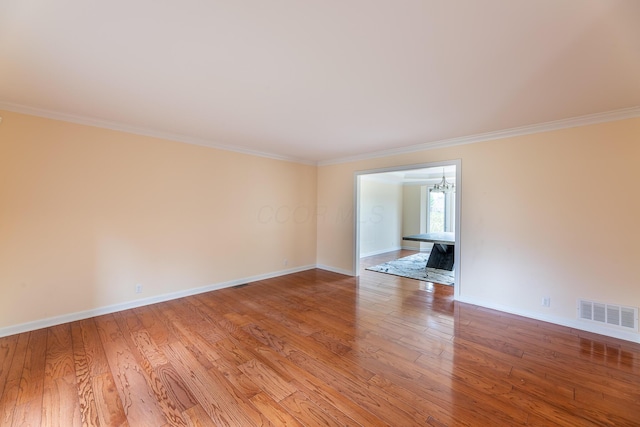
(578, 299, 638, 331)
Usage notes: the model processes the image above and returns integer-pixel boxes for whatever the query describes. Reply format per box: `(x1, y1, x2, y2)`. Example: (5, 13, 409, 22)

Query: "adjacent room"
(1, 0, 639, 425)
(358, 165, 458, 287)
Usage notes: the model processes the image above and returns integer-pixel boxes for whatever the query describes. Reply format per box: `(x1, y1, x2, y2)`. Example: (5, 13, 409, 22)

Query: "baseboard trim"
(456, 295, 640, 344)
(359, 246, 402, 258)
(9, 268, 632, 344)
(401, 245, 430, 251)
(0, 265, 316, 338)
(315, 264, 354, 276)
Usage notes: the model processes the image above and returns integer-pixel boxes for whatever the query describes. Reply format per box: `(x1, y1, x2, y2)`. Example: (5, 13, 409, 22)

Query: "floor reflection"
(355, 250, 640, 424)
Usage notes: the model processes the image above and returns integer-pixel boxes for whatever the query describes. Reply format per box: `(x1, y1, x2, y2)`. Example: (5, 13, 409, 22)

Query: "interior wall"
(358, 177, 403, 257)
(0, 110, 318, 331)
(3, 109, 639, 342)
(401, 184, 426, 251)
(317, 117, 640, 341)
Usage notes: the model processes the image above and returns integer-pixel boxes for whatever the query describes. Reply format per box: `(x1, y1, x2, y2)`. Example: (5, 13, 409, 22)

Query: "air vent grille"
(578, 299, 638, 331)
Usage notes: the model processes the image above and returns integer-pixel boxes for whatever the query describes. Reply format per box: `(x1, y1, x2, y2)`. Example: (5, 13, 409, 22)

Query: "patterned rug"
(365, 252, 455, 285)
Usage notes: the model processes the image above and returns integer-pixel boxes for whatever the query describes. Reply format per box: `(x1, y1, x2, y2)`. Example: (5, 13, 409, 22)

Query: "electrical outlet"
(283, 259, 288, 266)
(542, 297, 550, 307)
(135, 284, 143, 294)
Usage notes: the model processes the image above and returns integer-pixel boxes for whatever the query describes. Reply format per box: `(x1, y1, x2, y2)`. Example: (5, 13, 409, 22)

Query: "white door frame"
(354, 159, 461, 300)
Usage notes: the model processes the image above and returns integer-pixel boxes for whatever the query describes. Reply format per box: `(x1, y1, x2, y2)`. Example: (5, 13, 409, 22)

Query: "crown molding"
(0, 102, 316, 166)
(318, 106, 640, 166)
(3, 102, 638, 168)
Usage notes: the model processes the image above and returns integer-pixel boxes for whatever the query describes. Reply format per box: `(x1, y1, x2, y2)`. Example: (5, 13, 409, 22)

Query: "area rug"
(366, 253, 455, 285)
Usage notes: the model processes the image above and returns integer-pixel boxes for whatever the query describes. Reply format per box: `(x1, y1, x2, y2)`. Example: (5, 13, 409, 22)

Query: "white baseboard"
(456, 295, 640, 344)
(0, 264, 316, 338)
(315, 264, 354, 276)
(401, 245, 430, 251)
(359, 246, 402, 258)
(8, 267, 633, 345)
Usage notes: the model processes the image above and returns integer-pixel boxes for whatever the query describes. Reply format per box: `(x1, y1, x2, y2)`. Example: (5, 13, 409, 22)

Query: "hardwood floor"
(1, 249, 640, 426)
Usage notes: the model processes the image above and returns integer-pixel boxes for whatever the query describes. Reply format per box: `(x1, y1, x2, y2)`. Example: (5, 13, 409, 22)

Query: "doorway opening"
(354, 160, 461, 299)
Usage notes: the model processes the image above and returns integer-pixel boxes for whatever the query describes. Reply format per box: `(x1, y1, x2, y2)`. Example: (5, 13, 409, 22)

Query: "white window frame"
(427, 187, 456, 233)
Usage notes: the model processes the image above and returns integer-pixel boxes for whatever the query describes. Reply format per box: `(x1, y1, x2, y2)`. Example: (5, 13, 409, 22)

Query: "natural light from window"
(428, 189, 455, 233)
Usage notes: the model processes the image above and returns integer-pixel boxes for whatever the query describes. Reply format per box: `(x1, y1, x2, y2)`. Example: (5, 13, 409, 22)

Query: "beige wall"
(358, 177, 403, 257)
(0, 111, 317, 331)
(2, 109, 639, 341)
(318, 117, 640, 338)
(401, 184, 426, 251)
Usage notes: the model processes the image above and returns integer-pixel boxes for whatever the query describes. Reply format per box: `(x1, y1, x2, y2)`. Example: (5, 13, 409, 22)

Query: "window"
(427, 188, 455, 233)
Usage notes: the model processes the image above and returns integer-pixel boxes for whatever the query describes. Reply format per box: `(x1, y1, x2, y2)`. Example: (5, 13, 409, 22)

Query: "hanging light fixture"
(432, 168, 455, 193)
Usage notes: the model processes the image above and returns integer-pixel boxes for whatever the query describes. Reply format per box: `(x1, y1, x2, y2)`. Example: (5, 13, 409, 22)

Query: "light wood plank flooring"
(1, 250, 640, 426)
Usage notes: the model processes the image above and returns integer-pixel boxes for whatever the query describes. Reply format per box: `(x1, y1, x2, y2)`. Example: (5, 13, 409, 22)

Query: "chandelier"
(432, 168, 455, 193)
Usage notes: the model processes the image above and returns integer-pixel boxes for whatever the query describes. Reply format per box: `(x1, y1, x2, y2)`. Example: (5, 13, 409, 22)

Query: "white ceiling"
(1, 1, 639, 164)
(361, 166, 456, 185)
